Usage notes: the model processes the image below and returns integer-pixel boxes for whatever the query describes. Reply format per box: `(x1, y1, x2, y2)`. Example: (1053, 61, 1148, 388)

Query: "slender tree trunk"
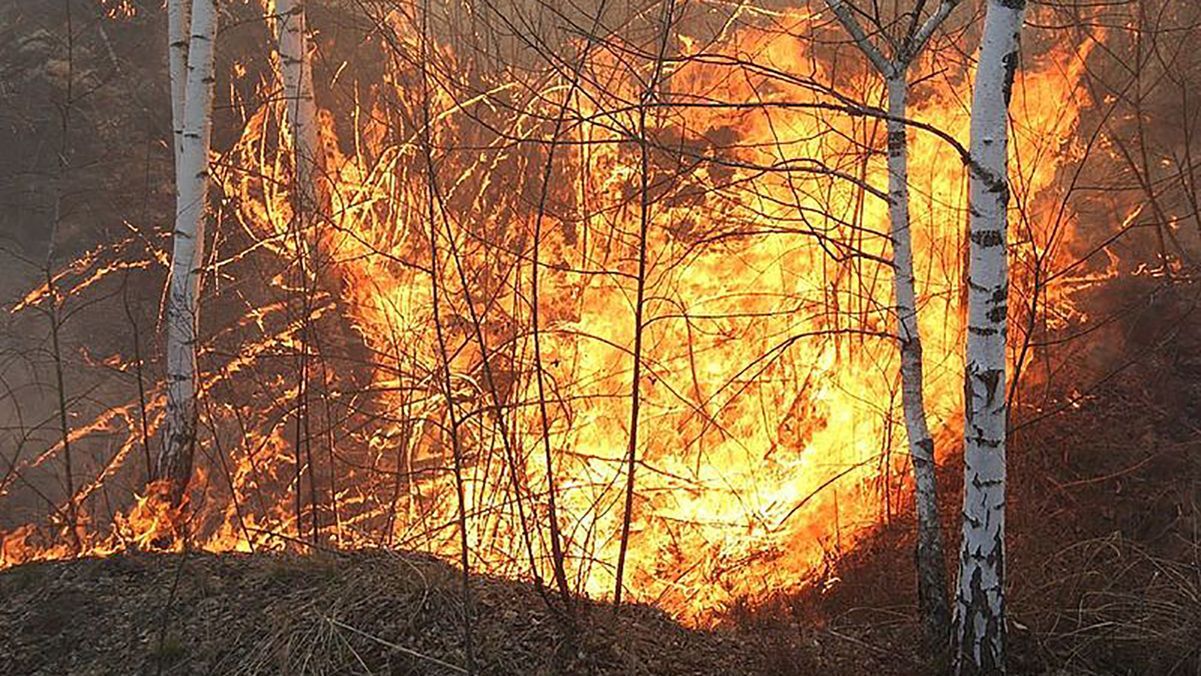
(276, 0, 320, 207)
(823, 0, 961, 645)
(159, 0, 218, 504)
(276, 0, 323, 546)
(953, 1, 1025, 673)
(885, 74, 951, 646)
(614, 0, 675, 609)
(418, 1, 474, 667)
(167, 0, 189, 164)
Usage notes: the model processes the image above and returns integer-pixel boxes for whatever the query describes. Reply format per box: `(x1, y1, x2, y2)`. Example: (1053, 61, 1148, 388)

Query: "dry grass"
(1027, 535, 1201, 673)
(0, 550, 822, 675)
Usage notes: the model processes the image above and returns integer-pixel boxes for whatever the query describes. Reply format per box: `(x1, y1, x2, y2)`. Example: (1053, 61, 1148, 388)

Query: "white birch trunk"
(953, 1, 1026, 672)
(159, 0, 218, 501)
(823, 0, 961, 645)
(275, 0, 328, 543)
(885, 74, 951, 644)
(276, 0, 320, 208)
(168, 0, 190, 165)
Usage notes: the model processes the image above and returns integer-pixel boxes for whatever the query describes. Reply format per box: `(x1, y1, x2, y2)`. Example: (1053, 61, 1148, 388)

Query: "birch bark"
(885, 73, 951, 644)
(167, 0, 189, 164)
(159, 0, 218, 502)
(823, 0, 962, 645)
(276, 0, 320, 208)
(953, 0, 1026, 672)
(275, 0, 328, 543)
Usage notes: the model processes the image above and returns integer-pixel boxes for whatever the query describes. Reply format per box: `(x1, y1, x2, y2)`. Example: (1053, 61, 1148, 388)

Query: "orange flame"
(1, 7, 1104, 624)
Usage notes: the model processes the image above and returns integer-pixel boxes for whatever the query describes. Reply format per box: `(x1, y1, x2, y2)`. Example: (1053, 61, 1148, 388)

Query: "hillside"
(1, 550, 831, 675)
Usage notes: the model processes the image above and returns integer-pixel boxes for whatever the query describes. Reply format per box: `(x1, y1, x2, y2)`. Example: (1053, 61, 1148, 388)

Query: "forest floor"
(3, 285, 1200, 675)
(0, 548, 885, 675)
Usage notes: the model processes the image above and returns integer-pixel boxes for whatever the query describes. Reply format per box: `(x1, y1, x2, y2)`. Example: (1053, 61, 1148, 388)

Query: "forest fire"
(0, 0, 1121, 635)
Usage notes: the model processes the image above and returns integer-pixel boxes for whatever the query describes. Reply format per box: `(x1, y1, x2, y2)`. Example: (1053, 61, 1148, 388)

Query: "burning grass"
(0, 1, 1108, 624)
(2, 7, 1199, 671)
(3, 285, 1198, 675)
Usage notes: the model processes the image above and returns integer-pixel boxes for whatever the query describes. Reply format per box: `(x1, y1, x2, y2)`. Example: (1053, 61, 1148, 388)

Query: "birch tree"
(822, 0, 963, 644)
(954, 0, 1026, 672)
(276, 0, 321, 212)
(168, 0, 188, 165)
(274, 0, 325, 543)
(158, 0, 219, 503)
